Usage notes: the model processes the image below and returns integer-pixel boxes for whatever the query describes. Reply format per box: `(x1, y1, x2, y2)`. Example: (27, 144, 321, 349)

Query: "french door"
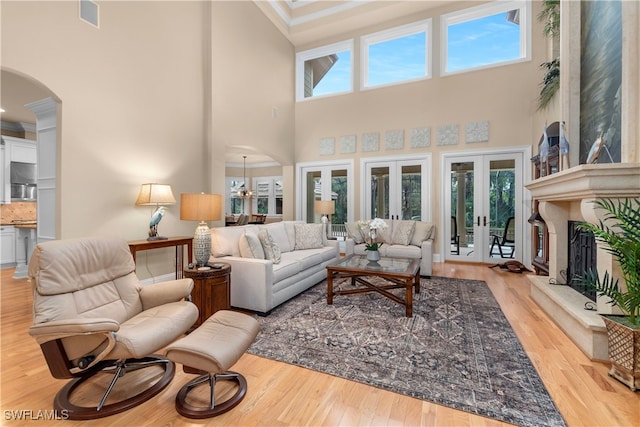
(444, 150, 525, 263)
(362, 155, 431, 221)
(297, 161, 353, 225)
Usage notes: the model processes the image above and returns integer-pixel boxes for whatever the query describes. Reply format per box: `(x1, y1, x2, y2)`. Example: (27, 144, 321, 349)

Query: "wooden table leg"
(327, 272, 334, 305)
(405, 278, 413, 317)
(414, 269, 421, 293)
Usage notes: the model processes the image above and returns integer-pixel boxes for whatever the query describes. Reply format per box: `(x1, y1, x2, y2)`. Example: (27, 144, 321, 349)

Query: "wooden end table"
(184, 263, 231, 329)
(128, 236, 193, 279)
(326, 255, 420, 317)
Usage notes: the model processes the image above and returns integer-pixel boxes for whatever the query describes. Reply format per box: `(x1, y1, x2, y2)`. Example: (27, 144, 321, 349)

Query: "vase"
(366, 250, 380, 262)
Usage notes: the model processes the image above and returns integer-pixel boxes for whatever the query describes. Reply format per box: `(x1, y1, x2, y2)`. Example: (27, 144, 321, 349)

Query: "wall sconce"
(135, 183, 176, 240)
(180, 193, 222, 266)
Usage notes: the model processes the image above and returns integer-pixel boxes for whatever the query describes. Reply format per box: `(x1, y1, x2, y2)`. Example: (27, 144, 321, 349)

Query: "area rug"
(248, 276, 566, 427)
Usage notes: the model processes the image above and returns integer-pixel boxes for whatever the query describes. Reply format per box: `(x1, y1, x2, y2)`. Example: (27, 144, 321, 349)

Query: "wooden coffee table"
(326, 255, 421, 317)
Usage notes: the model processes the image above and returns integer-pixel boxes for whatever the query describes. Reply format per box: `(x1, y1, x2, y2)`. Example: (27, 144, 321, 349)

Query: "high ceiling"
(0, 1, 452, 164)
(257, 0, 450, 47)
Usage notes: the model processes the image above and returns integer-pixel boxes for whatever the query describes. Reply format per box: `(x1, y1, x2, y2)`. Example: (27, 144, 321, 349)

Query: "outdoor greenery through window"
(296, 40, 353, 101)
(441, 0, 530, 75)
(450, 168, 515, 234)
(361, 19, 431, 89)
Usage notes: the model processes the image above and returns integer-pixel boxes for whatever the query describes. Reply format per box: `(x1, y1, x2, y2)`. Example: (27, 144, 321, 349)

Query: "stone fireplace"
(525, 163, 640, 360)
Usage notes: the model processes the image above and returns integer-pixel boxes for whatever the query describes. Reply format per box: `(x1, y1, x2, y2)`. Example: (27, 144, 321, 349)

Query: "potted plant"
(537, 0, 560, 110)
(578, 198, 640, 391)
(357, 218, 388, 262)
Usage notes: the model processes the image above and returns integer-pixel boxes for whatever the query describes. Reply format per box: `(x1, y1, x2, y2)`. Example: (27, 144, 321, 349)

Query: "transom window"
(441, 0, 530, 75)
(296, 40, 353, 101)
(361, 19, 432, 89)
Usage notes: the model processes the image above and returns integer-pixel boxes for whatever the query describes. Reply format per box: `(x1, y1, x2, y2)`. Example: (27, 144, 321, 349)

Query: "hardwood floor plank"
(2, 264, 639, 426)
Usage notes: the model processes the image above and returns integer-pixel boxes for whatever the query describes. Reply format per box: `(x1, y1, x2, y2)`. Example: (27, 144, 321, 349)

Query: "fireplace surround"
(525, 163, 640, 360)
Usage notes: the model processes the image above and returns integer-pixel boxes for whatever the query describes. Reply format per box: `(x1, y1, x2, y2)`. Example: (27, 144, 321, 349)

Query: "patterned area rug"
(248, 276, 566, 427)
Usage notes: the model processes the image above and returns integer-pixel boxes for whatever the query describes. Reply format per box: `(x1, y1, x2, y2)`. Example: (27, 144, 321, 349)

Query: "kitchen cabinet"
(0, 136, 37, 204)
(13, 226, 36, 278)
(4, 136, 37, 163)
(1, 226, 16, 266)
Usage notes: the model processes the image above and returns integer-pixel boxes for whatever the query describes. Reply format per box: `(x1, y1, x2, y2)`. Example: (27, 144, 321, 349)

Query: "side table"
(184, 264, 231, 329)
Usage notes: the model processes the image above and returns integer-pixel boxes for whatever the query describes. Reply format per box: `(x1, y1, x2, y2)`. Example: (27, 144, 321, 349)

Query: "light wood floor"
(1, 264, 638, 426)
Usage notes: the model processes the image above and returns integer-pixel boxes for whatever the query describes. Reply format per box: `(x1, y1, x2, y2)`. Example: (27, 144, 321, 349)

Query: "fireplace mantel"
(525, 162, 640, 313)
(526, 163, 640, 201)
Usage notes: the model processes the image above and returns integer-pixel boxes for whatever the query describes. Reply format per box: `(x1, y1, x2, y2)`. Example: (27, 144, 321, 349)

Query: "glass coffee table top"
(330, 255, 417, 274)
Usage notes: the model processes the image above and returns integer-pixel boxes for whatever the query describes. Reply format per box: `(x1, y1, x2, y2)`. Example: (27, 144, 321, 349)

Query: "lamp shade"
(314, 200, 335, 215)
(180, 193, 222, 221)
(135, 183, 176, 206)
(180, 193, 222, 266)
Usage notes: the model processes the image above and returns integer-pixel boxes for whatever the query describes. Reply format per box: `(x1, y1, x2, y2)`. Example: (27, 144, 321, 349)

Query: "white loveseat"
(209, 221, 339, 314)
(344, 219, 435, 277)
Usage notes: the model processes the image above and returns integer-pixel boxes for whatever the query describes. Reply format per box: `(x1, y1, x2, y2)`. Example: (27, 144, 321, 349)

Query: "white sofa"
(344, 219, 435, 277)
(209, 221, 339, 314)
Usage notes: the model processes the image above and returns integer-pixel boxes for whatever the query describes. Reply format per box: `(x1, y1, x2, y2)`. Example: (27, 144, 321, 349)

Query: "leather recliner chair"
(28, 237, 199, 420)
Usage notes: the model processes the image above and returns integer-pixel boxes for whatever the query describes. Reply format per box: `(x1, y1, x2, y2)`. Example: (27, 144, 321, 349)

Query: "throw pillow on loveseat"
(344, 219, 435, 277)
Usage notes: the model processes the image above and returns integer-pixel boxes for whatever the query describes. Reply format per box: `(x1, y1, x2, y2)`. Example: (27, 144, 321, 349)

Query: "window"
(252, 177, 282, 216)
(296, 40, 353, 101)
(361, 19, 432, 89)
(226, 177, 247, 215)
(441, 0, 530, 75)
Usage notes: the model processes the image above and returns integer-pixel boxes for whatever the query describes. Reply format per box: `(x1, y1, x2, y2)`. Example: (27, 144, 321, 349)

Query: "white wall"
(1, 1, 295, 278)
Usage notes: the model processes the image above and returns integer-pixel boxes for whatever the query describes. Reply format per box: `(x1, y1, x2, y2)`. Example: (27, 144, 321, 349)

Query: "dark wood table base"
(327, 261, 420, 317)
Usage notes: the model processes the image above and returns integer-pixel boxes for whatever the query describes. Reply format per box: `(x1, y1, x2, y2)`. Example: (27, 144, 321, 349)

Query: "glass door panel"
(331, 169, 348, 226)
(370, 166, 390, 219)
(450, 161, 477, 258)
(304, 170, 322, 223)
(487, 159, 516, 261)
(401, 164, 422, 220)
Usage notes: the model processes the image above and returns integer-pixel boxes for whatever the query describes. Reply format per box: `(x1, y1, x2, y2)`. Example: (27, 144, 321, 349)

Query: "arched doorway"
(1, 68, 61, 242)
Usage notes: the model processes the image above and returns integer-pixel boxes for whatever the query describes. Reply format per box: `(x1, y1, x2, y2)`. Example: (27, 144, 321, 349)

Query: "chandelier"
(237, 155, 253, 199)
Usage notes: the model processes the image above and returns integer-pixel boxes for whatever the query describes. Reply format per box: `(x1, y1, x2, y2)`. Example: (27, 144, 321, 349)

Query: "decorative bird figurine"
(559, 121, 570, 170)
(148, 206, 167, 240)
(540, 124, 550, 175)
(586, 132, 605, 164)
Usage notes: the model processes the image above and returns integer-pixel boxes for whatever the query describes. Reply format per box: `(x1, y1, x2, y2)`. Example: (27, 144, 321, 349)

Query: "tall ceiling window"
(296, 40, 353, 101)
(361, 19, 432, 89)
(441, 0, 531, 75)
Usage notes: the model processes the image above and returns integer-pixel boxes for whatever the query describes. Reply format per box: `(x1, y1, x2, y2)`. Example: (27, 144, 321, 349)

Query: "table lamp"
(315, 200, 335, 238)
(135, 183, 176, 240)
(180, 193, 222, 266)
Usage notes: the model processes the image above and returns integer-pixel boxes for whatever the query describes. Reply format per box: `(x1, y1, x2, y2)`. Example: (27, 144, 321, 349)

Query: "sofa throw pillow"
(345, 222, 365, 244)
(378, 219, 393, 244)
(294, 223, 324, 250)
(239, 232, 265, 259)
(261, 222, 291, 253)
(391, 220, 416, 245)
(411, 221, 434, 247)
(258, 229, 281, 264)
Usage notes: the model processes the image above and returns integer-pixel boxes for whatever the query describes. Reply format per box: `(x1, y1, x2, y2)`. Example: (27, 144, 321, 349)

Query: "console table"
(128, 236, 193, 279)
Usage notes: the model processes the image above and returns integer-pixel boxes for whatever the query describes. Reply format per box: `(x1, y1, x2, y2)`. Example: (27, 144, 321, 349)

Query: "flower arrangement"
(357, 218, 388, 252)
